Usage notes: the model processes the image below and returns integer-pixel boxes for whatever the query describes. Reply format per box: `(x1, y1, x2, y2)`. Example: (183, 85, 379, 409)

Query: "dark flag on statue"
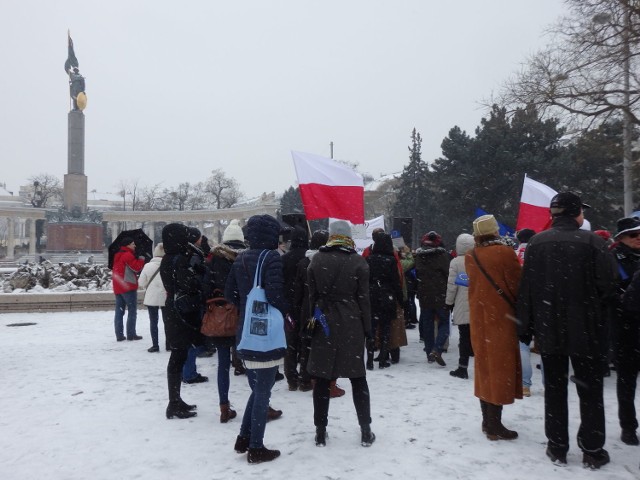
(64, 31, 79, 74)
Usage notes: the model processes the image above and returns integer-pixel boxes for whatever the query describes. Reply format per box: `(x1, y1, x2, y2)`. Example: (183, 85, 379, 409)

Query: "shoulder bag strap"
(470, 249, 516, 310)
(147, 266, 161, 287)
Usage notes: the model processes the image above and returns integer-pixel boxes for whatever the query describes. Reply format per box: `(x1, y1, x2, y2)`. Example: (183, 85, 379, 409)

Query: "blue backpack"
(236, 250, 287, 360)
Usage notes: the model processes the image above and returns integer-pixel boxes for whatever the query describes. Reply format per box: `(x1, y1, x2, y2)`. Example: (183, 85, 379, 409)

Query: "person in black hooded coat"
(366, 233, 403, 369)
(160, 223, 206, 419)
(281, 226, 309, 390)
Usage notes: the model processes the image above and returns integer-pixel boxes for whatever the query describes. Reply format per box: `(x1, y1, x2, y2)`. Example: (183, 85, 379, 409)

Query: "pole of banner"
(330, 141, 334, 159)
(306, 219, 312, 239)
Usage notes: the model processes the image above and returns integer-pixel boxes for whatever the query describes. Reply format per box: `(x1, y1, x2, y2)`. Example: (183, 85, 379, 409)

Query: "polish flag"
(292, 151, 365, 224)
(515, 176, 557, 233)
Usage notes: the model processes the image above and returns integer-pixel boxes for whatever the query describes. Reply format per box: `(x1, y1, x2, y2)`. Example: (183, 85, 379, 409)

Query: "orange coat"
(465, 243, 522, 405)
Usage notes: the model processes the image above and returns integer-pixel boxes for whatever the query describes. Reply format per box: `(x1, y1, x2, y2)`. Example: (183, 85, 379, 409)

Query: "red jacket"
(112, 246, 145, 294)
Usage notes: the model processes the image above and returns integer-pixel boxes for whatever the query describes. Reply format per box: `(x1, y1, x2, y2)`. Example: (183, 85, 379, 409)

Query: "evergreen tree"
(392, 128, 432, 247)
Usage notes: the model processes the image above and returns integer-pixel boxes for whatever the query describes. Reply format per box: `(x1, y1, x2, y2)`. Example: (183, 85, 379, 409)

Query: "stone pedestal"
(46, 223, 103, 252)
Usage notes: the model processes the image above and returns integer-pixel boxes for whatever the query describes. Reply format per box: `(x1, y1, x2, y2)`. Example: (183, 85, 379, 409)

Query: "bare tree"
(499, 0, 640, 213)
(501, 1, 640, 125)
(28, 173, 63, 207)
(204, 169, 243, 209)
(138, 183, 164, 211)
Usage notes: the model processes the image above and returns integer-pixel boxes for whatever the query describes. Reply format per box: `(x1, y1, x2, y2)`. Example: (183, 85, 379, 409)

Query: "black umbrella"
(108, 228, 153, 269)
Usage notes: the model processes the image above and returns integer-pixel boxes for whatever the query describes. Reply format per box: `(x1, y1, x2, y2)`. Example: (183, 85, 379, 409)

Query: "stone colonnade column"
(28, 218, 37, 256)
(6, 217, 15, 260)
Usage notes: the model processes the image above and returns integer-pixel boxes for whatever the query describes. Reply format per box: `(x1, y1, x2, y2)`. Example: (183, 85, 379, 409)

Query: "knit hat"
(153, 243, 165, 257)
(421, 231, 442, 247)
(594, 230, 612, 242)
(310, 230, 329, 250)
(473, 215, 499, 236)
(614, 217, 640, 239)
(516, 228, 536, 244)
(550, 192, 590, 217)
(223, 219, 244, 243)
(329, 220, 352, 238)
(119, 236, 135, 247)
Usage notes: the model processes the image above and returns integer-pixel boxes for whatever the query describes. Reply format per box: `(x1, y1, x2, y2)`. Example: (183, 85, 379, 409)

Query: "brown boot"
(267, 406, 283, 421)
(220, 402, 237, 423)
(485, 403, 518, 441)
(329, 380, 345, 398)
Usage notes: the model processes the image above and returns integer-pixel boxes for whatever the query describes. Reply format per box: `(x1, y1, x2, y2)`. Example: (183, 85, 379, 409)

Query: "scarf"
(324, 234, 356, 250)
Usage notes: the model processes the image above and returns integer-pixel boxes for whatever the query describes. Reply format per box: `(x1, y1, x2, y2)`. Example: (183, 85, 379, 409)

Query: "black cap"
(615, 217, 640, 239)
(549, 192, 591, 217)
(119, 236, 135, 247)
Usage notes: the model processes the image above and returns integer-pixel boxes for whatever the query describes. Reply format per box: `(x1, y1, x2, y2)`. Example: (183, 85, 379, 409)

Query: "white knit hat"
(329, 220, 352, 238)
(223, 219, 244, 243)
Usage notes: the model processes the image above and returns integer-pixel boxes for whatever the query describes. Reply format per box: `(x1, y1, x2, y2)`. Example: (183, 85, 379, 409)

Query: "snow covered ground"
(1, 310, 638, 480)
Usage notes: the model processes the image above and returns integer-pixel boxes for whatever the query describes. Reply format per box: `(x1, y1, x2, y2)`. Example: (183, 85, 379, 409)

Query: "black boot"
(234, 435, 250, 453)
(485, 403, 517, 440)
(361, 425, 376, 447)
(315, 427, 327, 447)
(366, 349, 374, 371)
(166, 401, 197, 419)
(247, 446, 281, 464)
(449, 367, 468, 379)
(480, 400, 488, 434)
(378, 340, 390, 369)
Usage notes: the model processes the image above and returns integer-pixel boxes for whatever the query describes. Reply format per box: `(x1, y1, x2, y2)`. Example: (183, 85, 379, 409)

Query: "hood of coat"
(161, 223, 190, 255)
(415, 245, 447, 256)
(455, 234, 475, 256)
(211, 242, 244, 262)
(245, 214, 280, 250)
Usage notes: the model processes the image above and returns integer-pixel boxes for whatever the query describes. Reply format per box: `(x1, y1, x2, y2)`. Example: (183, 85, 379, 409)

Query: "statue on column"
(65, 31, 87, 111)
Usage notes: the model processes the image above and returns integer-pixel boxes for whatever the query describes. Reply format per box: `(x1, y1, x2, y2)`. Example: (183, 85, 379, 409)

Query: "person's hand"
(445, 304, 454, 311)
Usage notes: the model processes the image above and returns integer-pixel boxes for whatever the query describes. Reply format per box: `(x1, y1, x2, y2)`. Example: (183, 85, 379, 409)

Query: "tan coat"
(465, 242, 522, 405)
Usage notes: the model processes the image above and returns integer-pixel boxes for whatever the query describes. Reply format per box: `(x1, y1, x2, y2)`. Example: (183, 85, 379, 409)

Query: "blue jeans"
(217, 346, 231, 405)
(240, 366, 277, 449)
(147, 306, 160, 347)
(182, 345, 207, 381)
(421, 307, 450, 355)
(520, 341, 532, 388)
(114, 290, 138, 339)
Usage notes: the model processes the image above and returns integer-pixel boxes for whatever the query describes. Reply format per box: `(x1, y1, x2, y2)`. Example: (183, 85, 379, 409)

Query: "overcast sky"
(0, 1, 567, 200)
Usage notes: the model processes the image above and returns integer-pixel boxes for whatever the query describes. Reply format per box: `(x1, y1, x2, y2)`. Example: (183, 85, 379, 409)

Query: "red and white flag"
(292, 151, 365, 224)
(515, 175, 557, 233)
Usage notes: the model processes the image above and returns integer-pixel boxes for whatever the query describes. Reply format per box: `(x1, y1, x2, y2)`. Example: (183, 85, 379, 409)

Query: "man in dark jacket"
(415, 231, 450, 366)
(611, 216, 640, 446)
(517, 192, 617, 469)
(281, 226, 309, 391)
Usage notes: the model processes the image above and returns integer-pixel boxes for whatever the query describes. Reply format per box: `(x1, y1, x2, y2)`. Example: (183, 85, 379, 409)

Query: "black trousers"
(313, 377, 371, 428)
(617, 360, 639, 432)
(284, 330, 301, 385)
(457, 324, 471, 368)
(167, 347, 189, 402)
(541, 354, 605, 453)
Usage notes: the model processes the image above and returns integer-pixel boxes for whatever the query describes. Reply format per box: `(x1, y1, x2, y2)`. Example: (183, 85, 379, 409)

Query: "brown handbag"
(201, 293, 239, 338)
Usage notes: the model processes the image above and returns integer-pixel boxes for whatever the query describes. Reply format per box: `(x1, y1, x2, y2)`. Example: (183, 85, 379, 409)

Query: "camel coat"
(465, 242, 523, 405)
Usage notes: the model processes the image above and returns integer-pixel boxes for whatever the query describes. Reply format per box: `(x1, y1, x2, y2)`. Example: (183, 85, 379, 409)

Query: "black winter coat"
(415, 246, 450, 309)
(612, 242, 640, 366)
(160, 223, 206, 350)
(367, 252, 403, 325)
(307, 246, 371, 379)
(517, 216, 617, 357)
(282, 247, 308, 322)
(225, 248, 288, 362)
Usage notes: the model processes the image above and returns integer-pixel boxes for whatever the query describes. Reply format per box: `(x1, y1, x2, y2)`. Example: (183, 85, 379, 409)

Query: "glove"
(445, 304, 454, 311)
(519, 334, 532, 346)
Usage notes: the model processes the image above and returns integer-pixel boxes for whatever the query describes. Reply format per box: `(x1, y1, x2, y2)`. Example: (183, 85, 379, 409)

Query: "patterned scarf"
(325, 234, 356, 250)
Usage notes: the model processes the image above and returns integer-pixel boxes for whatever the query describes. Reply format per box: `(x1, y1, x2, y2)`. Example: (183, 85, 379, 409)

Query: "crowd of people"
(108, 191, 640, 469)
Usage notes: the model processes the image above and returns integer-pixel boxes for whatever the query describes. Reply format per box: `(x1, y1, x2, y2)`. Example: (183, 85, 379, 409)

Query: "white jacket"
(138, 257, 167, 307)
(445, 234, 474, 326)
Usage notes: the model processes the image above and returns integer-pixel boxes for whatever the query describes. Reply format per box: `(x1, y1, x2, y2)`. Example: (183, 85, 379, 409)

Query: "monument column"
(64, 110, 88, 214)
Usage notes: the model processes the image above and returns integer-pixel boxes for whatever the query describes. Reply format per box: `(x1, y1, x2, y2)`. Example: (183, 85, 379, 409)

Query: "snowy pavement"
(1, 310, 638, 480)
